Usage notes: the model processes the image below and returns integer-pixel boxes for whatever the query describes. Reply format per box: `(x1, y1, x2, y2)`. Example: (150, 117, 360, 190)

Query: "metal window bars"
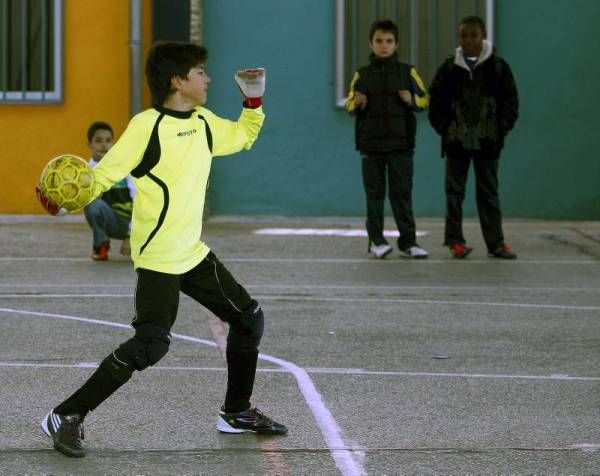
(0, 0, 62, 104)
(335, 0, 493, 107)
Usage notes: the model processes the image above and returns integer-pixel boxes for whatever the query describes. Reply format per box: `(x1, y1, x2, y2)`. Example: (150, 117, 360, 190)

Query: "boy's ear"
(170, 74, 184, 91)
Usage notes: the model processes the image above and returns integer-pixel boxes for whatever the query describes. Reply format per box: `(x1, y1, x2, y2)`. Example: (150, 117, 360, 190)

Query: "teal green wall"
(204, 0, 599, 219)
(495, 0, 600, 219)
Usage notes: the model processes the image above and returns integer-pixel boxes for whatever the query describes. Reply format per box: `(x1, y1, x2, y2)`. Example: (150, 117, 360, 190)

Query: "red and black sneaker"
(449, 243, 473, 259)
(217, 407, 288, 435)
(488, 243, 517, 259)
(92, 240, 110, 261)
(41, 410, 85, 457)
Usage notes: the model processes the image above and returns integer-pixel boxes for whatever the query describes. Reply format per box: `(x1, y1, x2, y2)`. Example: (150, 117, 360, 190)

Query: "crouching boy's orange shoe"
(92, 240, 110, 261)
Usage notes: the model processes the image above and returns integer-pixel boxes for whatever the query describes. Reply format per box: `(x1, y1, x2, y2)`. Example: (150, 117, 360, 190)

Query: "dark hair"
(145, 41, 208, 107)
(369, 19, 399, 43)
(459, 15, 486, 33)
(87, 121, 113, 142)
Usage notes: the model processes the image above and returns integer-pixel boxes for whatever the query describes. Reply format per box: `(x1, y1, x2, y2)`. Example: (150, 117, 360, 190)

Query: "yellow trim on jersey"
(409, 67, 429, 111)
(345, 72, 361, 113)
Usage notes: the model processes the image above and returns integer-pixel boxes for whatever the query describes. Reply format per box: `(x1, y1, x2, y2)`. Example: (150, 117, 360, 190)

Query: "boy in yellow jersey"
(84, 121, 135, 261)
(36, 41, 287, 458)
(346, 19, 429, 259)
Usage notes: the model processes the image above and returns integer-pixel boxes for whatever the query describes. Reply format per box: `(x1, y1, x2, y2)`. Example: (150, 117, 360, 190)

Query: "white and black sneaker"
(399, 245, 429, 259)
(41, 410, 85, 457)
(369, 243, 393, 259)
(217, 407, 288, 435)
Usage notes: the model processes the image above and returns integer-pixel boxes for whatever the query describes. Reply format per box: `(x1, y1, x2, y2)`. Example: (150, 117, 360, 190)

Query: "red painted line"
(257, 435, 291, 476)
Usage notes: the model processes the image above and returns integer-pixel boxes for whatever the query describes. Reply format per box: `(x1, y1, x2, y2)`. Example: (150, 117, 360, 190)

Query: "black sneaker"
(217, 407, 288, 435)
(41, 411, 85, 457)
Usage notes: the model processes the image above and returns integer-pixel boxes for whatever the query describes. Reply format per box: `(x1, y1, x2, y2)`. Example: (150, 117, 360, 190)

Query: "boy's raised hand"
(235, 68, 266, 108)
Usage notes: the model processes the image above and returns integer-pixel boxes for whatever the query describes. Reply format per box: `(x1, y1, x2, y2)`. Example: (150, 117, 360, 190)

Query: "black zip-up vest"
(354, 53, 416, 153)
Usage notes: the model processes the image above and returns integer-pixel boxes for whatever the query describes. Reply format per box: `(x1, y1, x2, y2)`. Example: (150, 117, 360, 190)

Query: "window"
(335, 0, 492, 106)
(0, 0, 63, 104)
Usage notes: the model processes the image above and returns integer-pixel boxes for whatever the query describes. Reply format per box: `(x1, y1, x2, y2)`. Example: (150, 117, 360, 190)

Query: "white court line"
(225, 258, 600, 264)
(1, 362, 598, 382)
(303, 368, 600, 382)
(1, 283, 599, 292)
(253, 228, 429, 237)
(0, 307, 365, 476)
(257, 296, 600, 312)
(2, 293, 599, 312)
(0, 256, 597, 264)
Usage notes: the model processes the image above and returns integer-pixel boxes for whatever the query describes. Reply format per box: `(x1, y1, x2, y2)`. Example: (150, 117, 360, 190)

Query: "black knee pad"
(114, 323, 171, 371)
(227, 300, 264, 351)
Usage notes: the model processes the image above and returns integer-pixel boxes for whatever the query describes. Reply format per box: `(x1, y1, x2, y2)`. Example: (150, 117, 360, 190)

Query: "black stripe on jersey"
(101, 186, 132, 205)
(132, 113, 165, 178)
(139, 172, 169, 255)
(197, 115, 213, 153)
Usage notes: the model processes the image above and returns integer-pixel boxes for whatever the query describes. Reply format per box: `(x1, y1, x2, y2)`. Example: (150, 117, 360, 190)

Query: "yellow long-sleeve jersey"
(90, 105, 264, 273)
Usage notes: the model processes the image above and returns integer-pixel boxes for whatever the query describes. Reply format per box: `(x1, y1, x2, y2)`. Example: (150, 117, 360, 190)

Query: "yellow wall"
(0, 0, 152, 214)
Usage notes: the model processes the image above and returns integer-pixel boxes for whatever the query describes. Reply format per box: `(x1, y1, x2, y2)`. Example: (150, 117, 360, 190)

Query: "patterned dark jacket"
(428, 40, 519, 159)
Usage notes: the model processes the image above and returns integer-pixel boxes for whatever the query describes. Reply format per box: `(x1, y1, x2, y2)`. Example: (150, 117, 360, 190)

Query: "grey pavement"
(0, 215, 599, 475)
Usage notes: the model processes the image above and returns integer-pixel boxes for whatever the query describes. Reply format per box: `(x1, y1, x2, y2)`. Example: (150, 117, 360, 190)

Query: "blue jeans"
(84, 199, 130, 248)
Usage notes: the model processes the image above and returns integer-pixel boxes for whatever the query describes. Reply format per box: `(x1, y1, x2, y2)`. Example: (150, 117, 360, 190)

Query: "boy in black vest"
(428, 15, 519, 259)
(346, 19, 429, 259)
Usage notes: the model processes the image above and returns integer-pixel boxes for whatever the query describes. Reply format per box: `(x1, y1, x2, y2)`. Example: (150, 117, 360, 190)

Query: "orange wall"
(0, 0, 152, 214)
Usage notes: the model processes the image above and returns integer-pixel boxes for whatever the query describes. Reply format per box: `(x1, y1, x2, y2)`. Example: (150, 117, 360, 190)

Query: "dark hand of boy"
(35, 184, 66, 216)
(235, 68, 266, 108)
(398, 90, 412, 106)
(354, 92, 368, 109)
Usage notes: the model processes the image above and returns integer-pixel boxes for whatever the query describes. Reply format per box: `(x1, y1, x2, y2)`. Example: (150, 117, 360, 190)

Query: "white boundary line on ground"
(253, 228, 429, 237)
(0, 307, 365, 476)
(226, 258, 600, 264)
(1, 362, 598, 382)
(256, 295, 600, 312)
(1, 293, 599, 311)
(1, 283, 599, 292)
(0, 256, 598, 264)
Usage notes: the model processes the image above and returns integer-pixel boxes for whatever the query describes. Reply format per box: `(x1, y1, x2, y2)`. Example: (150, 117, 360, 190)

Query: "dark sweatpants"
(361, 150, 417, 251)
(54, 251, 259, 417)
(444, 155, 505, 252)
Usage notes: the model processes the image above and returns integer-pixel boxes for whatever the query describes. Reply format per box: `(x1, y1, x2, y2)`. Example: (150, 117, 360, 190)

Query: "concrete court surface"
(0, 214, 599, 475)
